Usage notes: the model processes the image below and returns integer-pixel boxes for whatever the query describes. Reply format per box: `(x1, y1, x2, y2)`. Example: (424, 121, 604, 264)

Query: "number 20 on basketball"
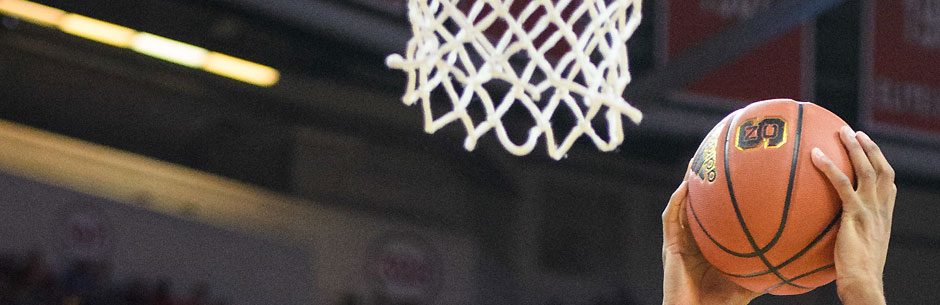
(735, 118, 787, 150)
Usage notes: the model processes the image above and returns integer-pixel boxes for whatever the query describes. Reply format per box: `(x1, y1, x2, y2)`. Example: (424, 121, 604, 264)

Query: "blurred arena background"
(0, 0, 937, 304)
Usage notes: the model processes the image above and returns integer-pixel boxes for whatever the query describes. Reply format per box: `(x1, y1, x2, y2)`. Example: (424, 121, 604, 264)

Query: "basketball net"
(387, 0, 643, 160)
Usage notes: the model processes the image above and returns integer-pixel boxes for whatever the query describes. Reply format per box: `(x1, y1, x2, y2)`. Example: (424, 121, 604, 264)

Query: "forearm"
(838, 279, 886, 305)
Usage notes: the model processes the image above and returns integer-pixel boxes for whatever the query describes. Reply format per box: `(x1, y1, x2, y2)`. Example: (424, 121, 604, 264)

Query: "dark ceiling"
(1, 0, 937, 196)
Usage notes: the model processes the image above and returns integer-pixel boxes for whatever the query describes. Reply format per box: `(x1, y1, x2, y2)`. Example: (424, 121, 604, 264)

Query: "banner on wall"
(861, 0, 940, 142)
(57, 204, 114, 263)
(367, 231, 442, 304)
(657, 0, 815, 105)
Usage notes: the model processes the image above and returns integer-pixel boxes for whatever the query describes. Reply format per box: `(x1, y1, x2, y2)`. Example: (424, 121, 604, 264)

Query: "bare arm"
(662, 181, 761, 305)
(811, 127, 896, 305)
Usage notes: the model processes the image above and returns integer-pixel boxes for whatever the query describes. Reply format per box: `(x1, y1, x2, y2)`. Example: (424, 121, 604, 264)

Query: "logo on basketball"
(690, 125, 720, 182)
(735, 117, 787, 150)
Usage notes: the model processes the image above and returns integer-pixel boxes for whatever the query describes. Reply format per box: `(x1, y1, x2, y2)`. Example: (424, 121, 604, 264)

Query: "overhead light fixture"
(59, 14, 135, 48)
(132, 33, 208, 68)
(204, 52, 279, 87)
(0, 0, 280, 87)
(0, 0, 64, 27)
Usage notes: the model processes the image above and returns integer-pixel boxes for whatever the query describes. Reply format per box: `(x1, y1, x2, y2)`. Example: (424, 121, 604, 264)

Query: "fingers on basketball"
(663, 182, 688, 235)
(856, 131, 898, 197)
(839, 126, 877, 190)
(811, 147, 855, 203)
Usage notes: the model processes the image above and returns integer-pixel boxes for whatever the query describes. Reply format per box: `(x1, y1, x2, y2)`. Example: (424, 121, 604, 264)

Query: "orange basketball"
(684, 99, 855, 295)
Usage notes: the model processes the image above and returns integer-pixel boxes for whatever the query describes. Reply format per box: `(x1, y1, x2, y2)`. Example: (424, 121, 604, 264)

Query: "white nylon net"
(387, 0, 643, 160)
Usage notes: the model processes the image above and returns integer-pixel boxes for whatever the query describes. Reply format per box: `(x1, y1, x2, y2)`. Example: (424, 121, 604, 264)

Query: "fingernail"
(841, 126, 854, 137)
(858, 130, 871, 140)
(812, 147, 823, 157)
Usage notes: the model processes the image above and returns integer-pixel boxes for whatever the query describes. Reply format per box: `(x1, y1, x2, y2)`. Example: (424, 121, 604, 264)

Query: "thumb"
(663, 181, 689, 238)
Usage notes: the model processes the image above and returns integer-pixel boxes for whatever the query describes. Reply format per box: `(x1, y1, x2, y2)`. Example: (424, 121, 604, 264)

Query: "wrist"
(729, 290, 760, 305)
(698, 289, 759, 305)
(837, 277, 885, 305)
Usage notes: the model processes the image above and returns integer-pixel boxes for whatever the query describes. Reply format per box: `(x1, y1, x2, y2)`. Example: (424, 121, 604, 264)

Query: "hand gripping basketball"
(662, 181, 761, 305)
(663, 126, 896, 305)
(684, 100, 851, 295)
(811, 126, 895, 305)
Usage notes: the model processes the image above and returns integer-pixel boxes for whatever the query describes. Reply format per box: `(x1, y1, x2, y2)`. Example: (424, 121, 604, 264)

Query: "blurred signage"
(367, 232, 441, 303)
(658, 0, 814, 104)
(861, 0, 940, 139)
(59, 206, 113, 262)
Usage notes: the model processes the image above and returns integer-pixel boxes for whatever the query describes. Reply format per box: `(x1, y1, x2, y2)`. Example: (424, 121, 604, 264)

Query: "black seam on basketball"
(687, 116, 770, 258)
(688, 106, 803, 258)
(761, 263, 835, 294)
(762, 103, 805, 250)
(724, 210, 842, 278)
(688, 195, 763, 257)
(722, 104, 808, 289)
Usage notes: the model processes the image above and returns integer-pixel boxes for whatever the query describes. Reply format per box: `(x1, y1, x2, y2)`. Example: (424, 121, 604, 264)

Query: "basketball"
(684, 99, 856, 295)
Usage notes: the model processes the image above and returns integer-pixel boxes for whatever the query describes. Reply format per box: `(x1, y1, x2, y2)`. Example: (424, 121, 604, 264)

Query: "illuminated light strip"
(59, 14, 136, 48)
(0, 0, 65, 27)
(132, 33, 208, 68)
(0, 0, 280, 87)
(204, 52, 279, 87)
